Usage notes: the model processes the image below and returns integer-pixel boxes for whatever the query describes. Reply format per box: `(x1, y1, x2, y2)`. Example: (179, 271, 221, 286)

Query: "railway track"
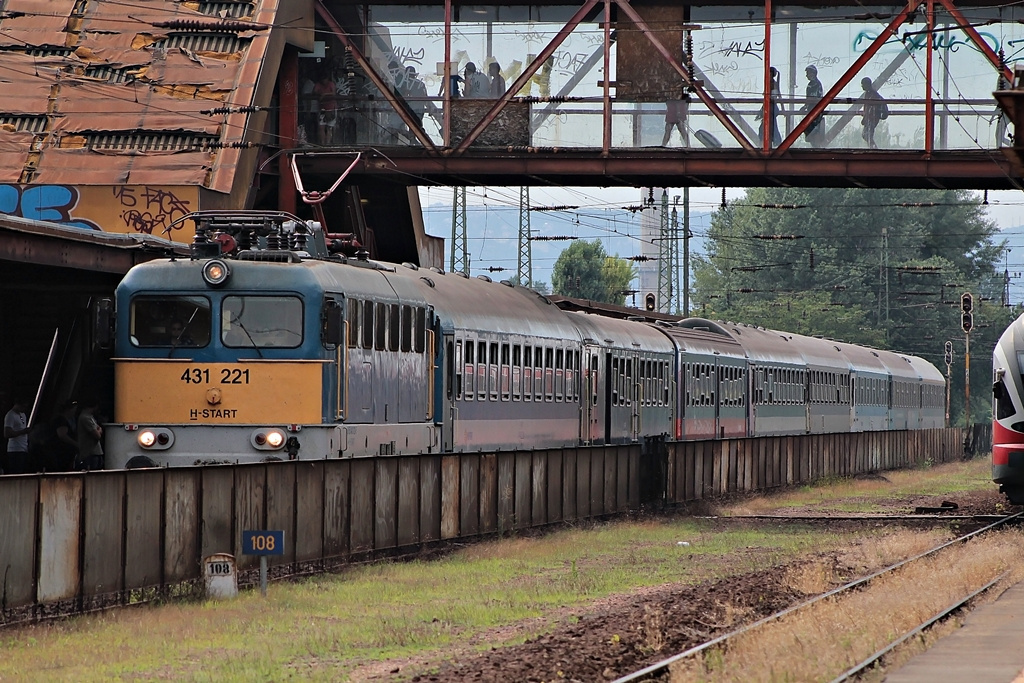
(613, 511, 1024, 683)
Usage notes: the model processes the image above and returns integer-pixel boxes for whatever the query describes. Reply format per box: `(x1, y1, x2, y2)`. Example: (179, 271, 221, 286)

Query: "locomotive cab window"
(130, 295, 211, 347)
(222, 296, 302, 348)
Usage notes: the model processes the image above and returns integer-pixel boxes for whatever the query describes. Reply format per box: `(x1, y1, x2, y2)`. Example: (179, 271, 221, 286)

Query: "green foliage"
(693, 187, 1017, 425)
(552, 240, 636, 305)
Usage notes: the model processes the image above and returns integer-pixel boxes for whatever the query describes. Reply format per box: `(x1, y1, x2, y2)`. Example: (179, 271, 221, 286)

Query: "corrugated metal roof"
(0, 0, 285, 192)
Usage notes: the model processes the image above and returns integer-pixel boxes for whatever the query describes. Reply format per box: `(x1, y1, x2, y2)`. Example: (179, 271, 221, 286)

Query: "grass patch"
(4, 522, 866, 681)
(723, 459, 993, 515)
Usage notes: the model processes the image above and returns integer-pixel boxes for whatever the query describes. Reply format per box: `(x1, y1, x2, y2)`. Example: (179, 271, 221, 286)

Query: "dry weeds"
(669, 529, 1024, 682)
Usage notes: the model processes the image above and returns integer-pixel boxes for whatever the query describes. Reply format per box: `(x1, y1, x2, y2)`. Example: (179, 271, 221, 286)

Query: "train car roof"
(904, 354, 944, 384)
(692, 320, 806, 366)
(831, 341, 892, 377)
(871, 348, 923, 382)
(564, 312, 676, 354)
(656, 320, 746, 360)
(409, 269, 582, 341)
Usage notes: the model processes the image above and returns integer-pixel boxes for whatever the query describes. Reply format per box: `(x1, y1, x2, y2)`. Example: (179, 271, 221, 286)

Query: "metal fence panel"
(295, 461, 325, 563)
(459, 455, 480, 537)
(83, 473, 125, 597)
(200, 468, 234, 560)
(164, 469, 200, 583)
(234, 466, 266, 570)
(419, 456, 440, 542)
(440, 455, 459, 540)
(323, 460, 350, 558)
(266, 464, 296, 566)
(374, 459, 398, 549)
(576, 449, 591, 518)
(350, 459, 375, 552)
(397, 457, 420, 547)
(590, 448, 605, 516)
(562, 450, 577, 521)
(514, 452, 531, 530)
(37, 476, 82, 604)
(125, 470, 163, 590)
(479, 454, 497, 534)
(531, 452, 546, 526)
(0, 477, 38, 608)
(496, 453, 514, 533)
(547, 451, 562, 523)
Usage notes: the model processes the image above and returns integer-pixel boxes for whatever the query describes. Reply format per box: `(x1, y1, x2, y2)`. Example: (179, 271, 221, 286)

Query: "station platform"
(884, 580, 1024, 683)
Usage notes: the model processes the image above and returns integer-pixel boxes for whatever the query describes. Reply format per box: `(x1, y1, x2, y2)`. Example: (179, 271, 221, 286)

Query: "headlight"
(202, 259, 230, 287)
(251, 428, 286, 450)
(138, 428, 174, 450)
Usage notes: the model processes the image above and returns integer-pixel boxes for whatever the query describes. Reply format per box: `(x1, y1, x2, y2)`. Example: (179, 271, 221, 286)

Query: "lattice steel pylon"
(517, 186, 532, 286)
(656, 190, 677, 313)
(450, 186, 468, 274)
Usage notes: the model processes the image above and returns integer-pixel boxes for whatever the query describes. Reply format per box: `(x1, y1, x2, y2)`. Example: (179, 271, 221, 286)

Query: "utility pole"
(882, 227, 890, 332)
(450, 186, 468, 274)
(657, 190, 673, 313)
(517, 186, 532, 286)
(682, 187, 690, 316)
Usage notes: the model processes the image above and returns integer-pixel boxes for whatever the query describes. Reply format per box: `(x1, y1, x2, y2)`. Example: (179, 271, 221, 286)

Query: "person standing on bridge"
(800, 65, 825, 148)
(463, 62, 490, 98)
(860, 77, 887, 150)
(756, 67, 783, 148)
(487, 62, 506, 99)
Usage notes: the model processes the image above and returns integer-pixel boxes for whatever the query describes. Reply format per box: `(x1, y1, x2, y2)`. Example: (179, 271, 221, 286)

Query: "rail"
(613, 510, 1022, 683)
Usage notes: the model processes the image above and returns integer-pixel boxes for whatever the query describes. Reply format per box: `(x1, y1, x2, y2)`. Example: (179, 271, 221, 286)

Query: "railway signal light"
(960, 292, 973, 333)
(645, 293, 657, 311)
(944, 340, 953, 365)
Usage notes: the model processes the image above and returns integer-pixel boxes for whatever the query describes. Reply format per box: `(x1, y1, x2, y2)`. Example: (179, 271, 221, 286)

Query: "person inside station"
(757, 66, 783, 148)
(487, 62, 506, 98)
(463, 62, 490, 98)
(76, 399, 104, 471)
(3, 396, 31, 475)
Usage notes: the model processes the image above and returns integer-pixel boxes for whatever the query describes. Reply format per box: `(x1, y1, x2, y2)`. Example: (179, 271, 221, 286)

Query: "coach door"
(442, 333, 454, 451)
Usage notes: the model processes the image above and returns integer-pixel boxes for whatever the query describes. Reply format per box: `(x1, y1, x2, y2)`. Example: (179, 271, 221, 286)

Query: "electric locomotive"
(993, 313, 1024, 503)
(106, 211, 947, 469)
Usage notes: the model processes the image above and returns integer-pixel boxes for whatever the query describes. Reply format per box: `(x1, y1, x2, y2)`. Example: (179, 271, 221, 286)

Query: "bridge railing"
(296, 93, 1007, 152)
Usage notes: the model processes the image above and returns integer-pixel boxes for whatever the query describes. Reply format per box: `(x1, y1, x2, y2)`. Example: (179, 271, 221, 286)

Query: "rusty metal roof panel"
(33, 148, 213, 185)
(0, 54, 63, 114)
(0, 130, 33, 182)
(55, 80, 223, 134)
(0, 0, 282, 194)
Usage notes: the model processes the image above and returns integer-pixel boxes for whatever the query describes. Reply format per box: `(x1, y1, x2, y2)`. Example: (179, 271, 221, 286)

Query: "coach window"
(464, 341, 475, 400)
(501, 343, 511, 401)
(544, 347, 554, 401)
(222, 296, 302, 348)
(388, 304, 400, 352)
(455, 341, 463, 399)
(534, 346, 544, 400)
(361, 301, 373, 349)
(554, 349, 564, 401)
(372, 302, 386, 350)
(524, 348, 532, 401)
(489, 342, 499, 401)
(479, 342, 489, 401)
(130, 295, 212, 348)
(512, 345, 522, 400)
(401, 306, 413, 352)
(347, 300, 360, 348)
(611, 357, 620, 405)
(414, 308, 426, 353)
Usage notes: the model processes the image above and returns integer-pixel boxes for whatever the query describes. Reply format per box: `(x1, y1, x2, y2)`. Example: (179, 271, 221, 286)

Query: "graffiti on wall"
(0, 184, 199, 242)
(0, 184, 101, 231)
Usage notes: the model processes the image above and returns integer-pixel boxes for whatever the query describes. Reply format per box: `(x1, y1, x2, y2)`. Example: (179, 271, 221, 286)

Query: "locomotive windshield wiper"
(230, 315, 264, 359)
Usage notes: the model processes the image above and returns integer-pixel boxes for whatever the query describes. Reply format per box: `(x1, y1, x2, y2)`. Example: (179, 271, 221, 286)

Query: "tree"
(693, 187, 1013, 423)
(551, 240, 636, 305)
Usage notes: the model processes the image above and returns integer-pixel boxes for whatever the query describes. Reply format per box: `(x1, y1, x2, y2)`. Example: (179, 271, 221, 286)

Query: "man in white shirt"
(4, 398, 31, 474)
